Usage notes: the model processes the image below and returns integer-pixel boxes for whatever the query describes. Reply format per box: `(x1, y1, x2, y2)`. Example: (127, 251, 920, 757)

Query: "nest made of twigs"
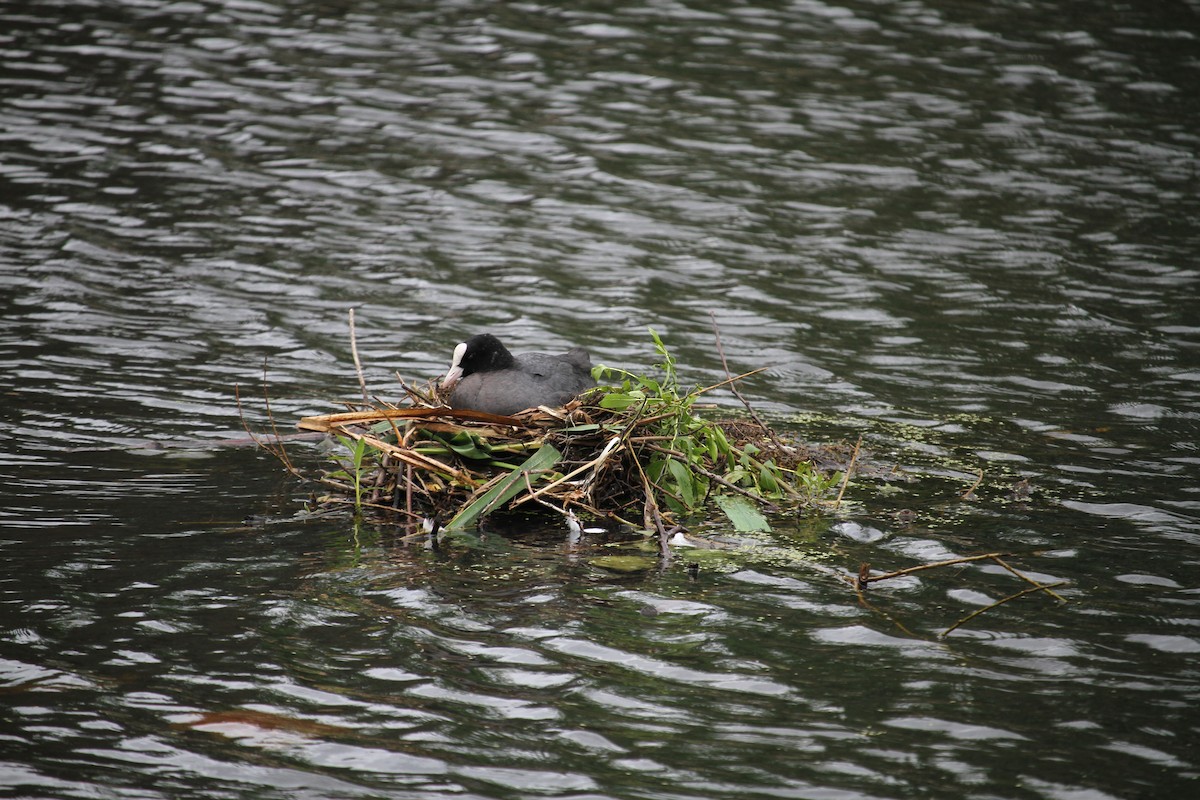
(296, 381, 829, 535)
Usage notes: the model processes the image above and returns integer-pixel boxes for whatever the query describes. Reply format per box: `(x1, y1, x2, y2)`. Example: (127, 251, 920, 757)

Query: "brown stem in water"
(942, 582, 1069, 637)
(234, 369, 303, 479)
(349, 307, 369, 405)
(961, 468, 984, 500)
(833, 436, 861, 510)
(858, 552, 1005, 585)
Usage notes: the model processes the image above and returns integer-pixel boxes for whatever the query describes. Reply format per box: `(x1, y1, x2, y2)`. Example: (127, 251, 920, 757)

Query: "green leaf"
(599, 391, 645, 410)
(590, 555, 656, 573)
(558, 423, 601, 433)
(634, 375, 662, 393)
(714, 494, 772, 532)
(758, 461, 779, 494)
(445, 444, 562, 531)
(724, 466, 751, 486)
(709, 425, 732, 459)
(441, 429, 493, 459)
(665, 458, 696, 509)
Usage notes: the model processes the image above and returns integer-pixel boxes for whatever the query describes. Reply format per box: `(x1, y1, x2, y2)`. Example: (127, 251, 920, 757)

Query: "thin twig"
(843, 563, 923, 637)
(321, 496, 425, 521)
(405, 462, 413, 518)
(991, 556, 1068, 603)
(523, 472, 573, 519)
(709, 311, 790, 453)
(234, 366, 302, 478)
(261, 361, 295, 474)
(833, 435, 861, 509)
(349, 307, 369, 404)
(859, 552, 1005, 584)
(855, 562, 872, 593)
(961, 468, 983, 500)
(692, 367, 770, 398)
(857, 587, 924, 639)
(942, 582, 1069, 637)
(396, 373, 439, 407)
(235, 383, 284, 468)
(629, 447, 669, 551)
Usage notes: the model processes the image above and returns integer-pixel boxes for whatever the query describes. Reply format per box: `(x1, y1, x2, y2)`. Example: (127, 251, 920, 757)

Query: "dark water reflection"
(3, 0, 1199, 797)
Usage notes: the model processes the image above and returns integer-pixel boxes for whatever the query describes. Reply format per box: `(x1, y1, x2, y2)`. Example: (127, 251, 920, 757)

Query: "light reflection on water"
(2, 0, 1199, 797)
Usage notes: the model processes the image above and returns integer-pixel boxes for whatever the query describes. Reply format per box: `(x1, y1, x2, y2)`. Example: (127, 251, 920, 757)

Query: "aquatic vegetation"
(327, 434, 369, 513)
(247, 325, 1068, 639)
(294, 330, 848, 545)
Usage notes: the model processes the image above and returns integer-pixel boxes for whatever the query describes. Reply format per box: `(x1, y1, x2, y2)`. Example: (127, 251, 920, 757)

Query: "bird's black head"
(443, 333, 515, 387)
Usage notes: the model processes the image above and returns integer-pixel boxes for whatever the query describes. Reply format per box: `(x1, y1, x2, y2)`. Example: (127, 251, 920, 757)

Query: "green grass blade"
(445, 444, 563, 531)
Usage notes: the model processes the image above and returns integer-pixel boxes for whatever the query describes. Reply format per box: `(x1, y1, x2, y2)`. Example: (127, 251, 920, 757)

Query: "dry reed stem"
(961, 468, 984, 500)
(349, 308, 369, 405)
(692, 366, 771, 397)
(299, 406, 525, 432)
(833, 435, 861, 509)
(344, 431, 469, 482)
(991, 556, 1068, 602)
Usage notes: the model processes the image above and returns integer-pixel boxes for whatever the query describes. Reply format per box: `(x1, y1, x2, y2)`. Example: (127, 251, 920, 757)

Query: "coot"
(442, 333, 596, 416)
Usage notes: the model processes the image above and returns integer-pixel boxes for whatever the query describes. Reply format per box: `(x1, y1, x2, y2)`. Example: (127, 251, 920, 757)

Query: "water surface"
(3, 1, 1199, 798)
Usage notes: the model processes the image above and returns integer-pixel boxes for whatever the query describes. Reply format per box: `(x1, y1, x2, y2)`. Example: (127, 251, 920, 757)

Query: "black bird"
(442, 333, 596, 416)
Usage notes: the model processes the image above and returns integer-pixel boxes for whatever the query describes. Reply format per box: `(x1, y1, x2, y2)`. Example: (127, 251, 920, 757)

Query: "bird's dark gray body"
(443, 334, 595, 416)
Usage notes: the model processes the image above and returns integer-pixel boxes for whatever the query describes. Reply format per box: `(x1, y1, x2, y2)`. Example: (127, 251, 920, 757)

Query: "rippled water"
(3, 1, 1199, 798)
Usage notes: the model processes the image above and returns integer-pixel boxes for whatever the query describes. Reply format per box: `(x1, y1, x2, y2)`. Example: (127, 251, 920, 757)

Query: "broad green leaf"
(758, 462, 779, 494)
(714, 494, 772, 532)
(441, 429, 492, 459)
(724, 466, 751, 486)
(635, 375, 662, 393)
(665, 458, 696, 509)
(709, 425, 731, 458)
(590, 555, 655, 573)
(599, 391, 645, 410)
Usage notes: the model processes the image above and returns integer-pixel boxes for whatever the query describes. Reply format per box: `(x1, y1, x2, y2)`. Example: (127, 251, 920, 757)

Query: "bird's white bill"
(442, 341, 467, 389)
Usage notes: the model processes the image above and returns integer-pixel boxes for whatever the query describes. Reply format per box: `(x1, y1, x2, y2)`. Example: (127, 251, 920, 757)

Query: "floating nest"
(253, 327, 1069, 637)
(290, 369, 850, 539)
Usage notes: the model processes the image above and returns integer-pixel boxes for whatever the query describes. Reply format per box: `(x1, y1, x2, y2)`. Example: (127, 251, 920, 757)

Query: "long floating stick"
(860, 552, 1004, 584)
(942, 582, 1069, 637)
